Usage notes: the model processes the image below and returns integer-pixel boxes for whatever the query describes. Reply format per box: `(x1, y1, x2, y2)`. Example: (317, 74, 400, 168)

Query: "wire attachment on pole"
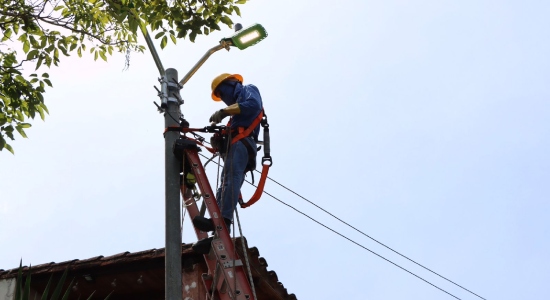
(153, 101, 164, 113)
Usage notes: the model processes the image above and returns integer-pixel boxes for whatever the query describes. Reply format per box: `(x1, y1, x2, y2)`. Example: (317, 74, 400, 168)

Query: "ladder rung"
(223, 259, 243, 269)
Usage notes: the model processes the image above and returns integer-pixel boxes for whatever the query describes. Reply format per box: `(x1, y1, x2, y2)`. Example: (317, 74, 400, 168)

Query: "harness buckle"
(261, 156, 272, 167)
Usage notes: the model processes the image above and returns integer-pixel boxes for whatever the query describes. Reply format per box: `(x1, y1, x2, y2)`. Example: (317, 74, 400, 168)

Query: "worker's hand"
(209, 109, 228, 124)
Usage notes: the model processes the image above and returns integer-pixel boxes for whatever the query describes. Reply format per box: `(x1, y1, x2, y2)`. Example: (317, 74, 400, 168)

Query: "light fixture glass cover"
(229, 23, 268, 50)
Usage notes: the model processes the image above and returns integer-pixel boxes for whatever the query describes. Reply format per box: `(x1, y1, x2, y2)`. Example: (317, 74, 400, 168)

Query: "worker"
(192, 73, 262, 251)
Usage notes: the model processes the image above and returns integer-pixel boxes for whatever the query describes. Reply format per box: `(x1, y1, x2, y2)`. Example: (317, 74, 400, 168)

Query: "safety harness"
(225, 109, 271, 208)
(166, 109, 272, 209)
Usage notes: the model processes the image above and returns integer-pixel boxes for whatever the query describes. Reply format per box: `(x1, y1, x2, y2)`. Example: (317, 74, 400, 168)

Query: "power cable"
(198, 153, 465, 300)
(260, 172, 486, 300)
(196, 134, 484, 300)
(260, 186, 463, 300)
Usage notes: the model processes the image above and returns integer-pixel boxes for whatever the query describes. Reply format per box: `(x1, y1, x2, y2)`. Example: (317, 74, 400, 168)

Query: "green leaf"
(5, 142, 14, 154)
(59, 47, 69, 57)
(234, 6, 241, 16)
(99, 51, 107, 61)
(160, 36, 167, 49)
(29, 35, 39, 48)
(94, 51, 98, 61)
(27, 49, 39, 60)
(20, 123, 31, 128)
(84, 291, 96, 300)
(15, 111, 24, 122)
(37, 105, 45, 120)
(1, 28, 12, 41)
(40, 274, 54, 300)
(42, 73, 49, 78)
(44, 79, 53, 87)
(77, 47, 82, 57)
(15, 125, 28, 138)
(220, 16, 233, 26)
(36, 56, 44, 70)
(41, 103, 49, 114)
(170, 34, 176, 45)
(17, 33, 27, 43)
(14, 261, 22, 299)
(60, 278, 74, 300)
(6, 131, 14, 140)
(23, 40, 30, 53)
(236, 0, 247, 4)
(23, 266, 32, 300)
(104, 291, 113, 300)
(51, 268, 69, 300)
(154, 31, 164, 39)
(40, 36, 47, 48)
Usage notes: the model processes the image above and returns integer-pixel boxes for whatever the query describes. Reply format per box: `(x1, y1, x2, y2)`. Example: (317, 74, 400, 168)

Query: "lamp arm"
(179, 40, 233, 86)
(141, 27, 166, 76)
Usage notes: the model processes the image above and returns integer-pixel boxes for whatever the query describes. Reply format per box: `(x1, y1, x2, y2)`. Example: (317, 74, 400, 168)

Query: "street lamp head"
(225, 23, 268, 50)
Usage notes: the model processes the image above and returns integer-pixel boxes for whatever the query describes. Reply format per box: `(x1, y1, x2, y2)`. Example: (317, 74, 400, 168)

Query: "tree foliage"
(14, 261, 111, 300)
(0, 0, 246, 153)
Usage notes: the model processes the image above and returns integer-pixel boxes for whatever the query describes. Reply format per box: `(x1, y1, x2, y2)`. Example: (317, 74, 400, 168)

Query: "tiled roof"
(0, 238, 296, 300)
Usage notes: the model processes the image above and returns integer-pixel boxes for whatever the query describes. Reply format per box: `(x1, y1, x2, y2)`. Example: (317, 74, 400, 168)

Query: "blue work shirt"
(228, 83, 263, 141)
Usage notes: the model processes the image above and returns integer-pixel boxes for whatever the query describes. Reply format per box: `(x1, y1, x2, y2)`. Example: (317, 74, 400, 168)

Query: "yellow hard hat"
(211, 73, 243, 101)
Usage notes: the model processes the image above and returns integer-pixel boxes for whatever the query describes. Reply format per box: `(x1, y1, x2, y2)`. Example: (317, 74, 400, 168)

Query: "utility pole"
(162, 68, 183, 300)
(141, 22, 267, 300)
(141, 28, 184, 300)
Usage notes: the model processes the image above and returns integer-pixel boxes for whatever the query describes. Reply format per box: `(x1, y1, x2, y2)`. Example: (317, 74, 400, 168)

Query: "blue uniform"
(227, 83, 263, 140)
(217, 82, 263, 221)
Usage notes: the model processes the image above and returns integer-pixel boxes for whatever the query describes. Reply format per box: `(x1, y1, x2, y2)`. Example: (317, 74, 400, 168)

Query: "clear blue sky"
(2, 1, 550, 299)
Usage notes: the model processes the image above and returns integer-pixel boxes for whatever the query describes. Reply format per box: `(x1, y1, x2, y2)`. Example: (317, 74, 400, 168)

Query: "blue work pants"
(216, 137, 257, 221)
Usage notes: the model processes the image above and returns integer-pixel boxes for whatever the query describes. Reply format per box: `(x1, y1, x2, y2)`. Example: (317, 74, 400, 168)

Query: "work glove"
(209, 109, 228, 124)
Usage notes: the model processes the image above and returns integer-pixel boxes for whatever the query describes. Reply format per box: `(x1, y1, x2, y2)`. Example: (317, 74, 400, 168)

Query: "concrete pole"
(164, 68, 183, 300)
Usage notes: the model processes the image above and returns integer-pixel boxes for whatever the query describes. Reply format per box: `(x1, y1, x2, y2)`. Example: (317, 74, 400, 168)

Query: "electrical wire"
(258, 186, 463, 300)
(260, 172, 486, 300)
(198, 152, 477, 300)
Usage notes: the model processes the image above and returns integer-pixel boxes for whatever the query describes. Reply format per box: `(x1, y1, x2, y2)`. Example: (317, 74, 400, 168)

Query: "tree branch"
(33, 14, 128, 47)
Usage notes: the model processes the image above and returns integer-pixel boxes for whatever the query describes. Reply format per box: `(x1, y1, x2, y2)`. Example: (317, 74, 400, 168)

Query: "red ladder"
(179, 139, 255, 300)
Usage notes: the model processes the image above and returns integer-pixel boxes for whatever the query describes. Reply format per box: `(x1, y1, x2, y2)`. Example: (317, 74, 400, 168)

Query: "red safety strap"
(239, 163, 270, 208)
(187, 137, 217, 154)
(163, 126, 217, 154)
(230, 110, 264, 145)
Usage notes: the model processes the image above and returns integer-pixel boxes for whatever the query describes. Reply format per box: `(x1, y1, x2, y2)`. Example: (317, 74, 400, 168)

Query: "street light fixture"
(179, 23, 268, 85)
(223, 23, 268, 50)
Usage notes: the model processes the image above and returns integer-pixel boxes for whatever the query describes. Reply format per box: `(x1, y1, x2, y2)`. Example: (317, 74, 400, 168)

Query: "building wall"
(0, 278, 15, 300)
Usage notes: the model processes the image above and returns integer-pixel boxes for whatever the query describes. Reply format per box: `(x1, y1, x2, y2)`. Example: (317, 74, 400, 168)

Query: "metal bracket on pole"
(158, 76, 184, 108)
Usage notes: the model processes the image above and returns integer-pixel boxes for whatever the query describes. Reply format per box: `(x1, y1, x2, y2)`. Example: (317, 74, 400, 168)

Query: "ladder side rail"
(184, 148, 255, 300)
(180, 185, 222, 299)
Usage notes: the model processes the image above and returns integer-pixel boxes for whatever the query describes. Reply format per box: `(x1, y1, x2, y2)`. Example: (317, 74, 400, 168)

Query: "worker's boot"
(192, 237, 214, 254)
(192, 216, 232, 232)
